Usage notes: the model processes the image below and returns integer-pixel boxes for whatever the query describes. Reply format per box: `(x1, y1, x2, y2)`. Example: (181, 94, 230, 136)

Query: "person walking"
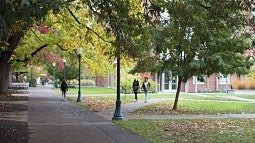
(132, 78, 140, 102)
(41, 77, 46, 87)
(142, 77, 150, 103)
(60, 80, 68, 100)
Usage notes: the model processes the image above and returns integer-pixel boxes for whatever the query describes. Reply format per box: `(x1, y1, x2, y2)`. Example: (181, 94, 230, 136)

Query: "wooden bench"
(10, 82, 29, 94)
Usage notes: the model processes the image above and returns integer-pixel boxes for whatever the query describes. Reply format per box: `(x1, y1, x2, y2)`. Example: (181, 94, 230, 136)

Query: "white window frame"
(218, 74, 230, 84)
(192, 76, 204, 84)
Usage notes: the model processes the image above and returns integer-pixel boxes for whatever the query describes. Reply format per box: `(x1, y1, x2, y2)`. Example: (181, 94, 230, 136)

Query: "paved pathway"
(223, 96, 255, 103)
(28, 86, 149, 143)
(97, 99, 170, 120)
(98, 94, 255, 120)
(2, 85, 255, 142)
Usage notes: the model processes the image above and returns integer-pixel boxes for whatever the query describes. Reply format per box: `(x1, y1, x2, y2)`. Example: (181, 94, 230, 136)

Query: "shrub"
(231, 78, 255, 90)
(69, 79, 78, 85)
(81, 79, 95, 86)
(29, 78, 37, 87)
(69, 79, 95, 86)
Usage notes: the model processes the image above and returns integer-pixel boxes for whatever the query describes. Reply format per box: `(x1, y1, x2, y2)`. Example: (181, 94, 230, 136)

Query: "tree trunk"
(0, 32, 22, 93)
(0, 62, 11, 93)
(172, 78, 182, 110)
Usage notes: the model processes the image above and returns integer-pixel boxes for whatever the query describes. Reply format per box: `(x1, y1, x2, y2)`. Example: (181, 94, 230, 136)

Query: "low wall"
(227, 90, 255, 95)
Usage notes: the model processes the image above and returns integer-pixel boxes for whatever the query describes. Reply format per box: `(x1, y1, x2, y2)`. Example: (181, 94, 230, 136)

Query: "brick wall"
(181, 74, 234, 93)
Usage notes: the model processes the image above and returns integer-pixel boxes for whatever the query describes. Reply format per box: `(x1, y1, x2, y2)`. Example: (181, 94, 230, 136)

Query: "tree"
(16, 6, 116, 81)
(0, 0, 67, 93)
(0, 0, 154, 94)
(16, 1, 145, 82)
(136, 0, 254, 110)
(0, 1, 125, 93)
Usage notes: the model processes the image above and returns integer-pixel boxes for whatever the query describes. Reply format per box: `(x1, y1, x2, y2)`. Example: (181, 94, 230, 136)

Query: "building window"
(218, 74, 230, 84)
(192, 76, 204, 84)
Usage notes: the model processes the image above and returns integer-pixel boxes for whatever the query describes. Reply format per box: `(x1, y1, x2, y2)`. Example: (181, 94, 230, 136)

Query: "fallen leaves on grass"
(158, 119, 255, 143)
(119, 119, 255, 143)
(134, 103, 189, 115)
(82, 97, 115, 112)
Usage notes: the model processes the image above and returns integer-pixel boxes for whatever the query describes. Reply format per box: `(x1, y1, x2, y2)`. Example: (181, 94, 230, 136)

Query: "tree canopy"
(0, 0, 149, 92)
(0, 0, 68, 92)
(135, 0, 254, 110)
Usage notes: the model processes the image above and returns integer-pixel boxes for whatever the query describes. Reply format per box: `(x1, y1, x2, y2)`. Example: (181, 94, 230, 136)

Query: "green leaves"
(20, 0, 30, 7)
(154, 0, 253, 80)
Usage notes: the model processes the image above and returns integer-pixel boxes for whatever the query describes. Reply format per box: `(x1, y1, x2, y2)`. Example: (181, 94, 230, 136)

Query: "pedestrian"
(41, 77, 45, 87)
(142, 77, 150, 103)
(132, 78, 140, 102)
(60, 80, 68, 100)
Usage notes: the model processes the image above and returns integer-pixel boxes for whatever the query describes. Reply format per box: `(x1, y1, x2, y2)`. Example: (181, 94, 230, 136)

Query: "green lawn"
(134, 100, 255, 115)
(115, 119, 255, 143)
(68, 88, 255, 143)
(67, 89, 255, 114)
(66, 87, 116, 94)
(115, 93, 255, 143)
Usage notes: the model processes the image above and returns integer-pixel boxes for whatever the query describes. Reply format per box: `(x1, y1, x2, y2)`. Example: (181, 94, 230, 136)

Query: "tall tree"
(15, 5, 117, 80)
(0, 0, 67, 93)
(166, 0, 253, 110)
(0, 0, 151, 94)
(135, 0, 254, 110)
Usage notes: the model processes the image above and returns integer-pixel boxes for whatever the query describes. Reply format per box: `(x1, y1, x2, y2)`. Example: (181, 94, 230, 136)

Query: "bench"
(10, 82, 29, 94)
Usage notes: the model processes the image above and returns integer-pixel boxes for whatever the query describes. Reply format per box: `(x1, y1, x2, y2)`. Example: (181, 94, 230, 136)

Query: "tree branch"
(67, 6, 112, 43)
(57, 44, 67, 51)
(197, 2, 212, 11)
(0, 32, 23, 63)
(16, 44, 49, 63)
(30, 29, 43, 42)
(67, 7, 81, 24)
(85, 26, 112, 44)
(30, 44, 48, 57)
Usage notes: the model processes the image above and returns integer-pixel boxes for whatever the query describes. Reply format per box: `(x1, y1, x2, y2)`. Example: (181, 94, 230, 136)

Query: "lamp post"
(77, 48, 82, 102)
(52, 62, 56, 90)
(112, 48, 123, 120)
(63, 57, 66, 81)
(30, 66, 32, 87)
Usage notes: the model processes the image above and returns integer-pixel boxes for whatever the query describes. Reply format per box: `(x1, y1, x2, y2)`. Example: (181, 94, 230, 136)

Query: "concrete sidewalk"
(28, 86, 149, 143)
(98, 99, 170, 120)
(98, 95, 255, 120)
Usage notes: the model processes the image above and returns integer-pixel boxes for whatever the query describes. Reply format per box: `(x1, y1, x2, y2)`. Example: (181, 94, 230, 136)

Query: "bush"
(231, 78, 255, 90)
(69, 79, 95, 86)
(81, 79, 95, 86)
(29, 78, 37, 87)
(69, 79, 78, 85)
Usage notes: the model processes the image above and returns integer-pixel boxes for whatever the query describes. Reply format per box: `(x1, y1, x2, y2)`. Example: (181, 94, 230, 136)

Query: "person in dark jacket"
(60, 80, 68, 100)
(132, 78, 140, 102)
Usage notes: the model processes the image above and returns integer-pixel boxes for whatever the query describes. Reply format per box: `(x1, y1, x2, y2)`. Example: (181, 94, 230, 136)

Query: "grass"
(67, 94, 136, 112)
(115, 119, 255, 143)
(134, 100, 255, 115)
(67, 87, 255, 142)
(67, 88, 255, 114)
(65, 87, 116, 94)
